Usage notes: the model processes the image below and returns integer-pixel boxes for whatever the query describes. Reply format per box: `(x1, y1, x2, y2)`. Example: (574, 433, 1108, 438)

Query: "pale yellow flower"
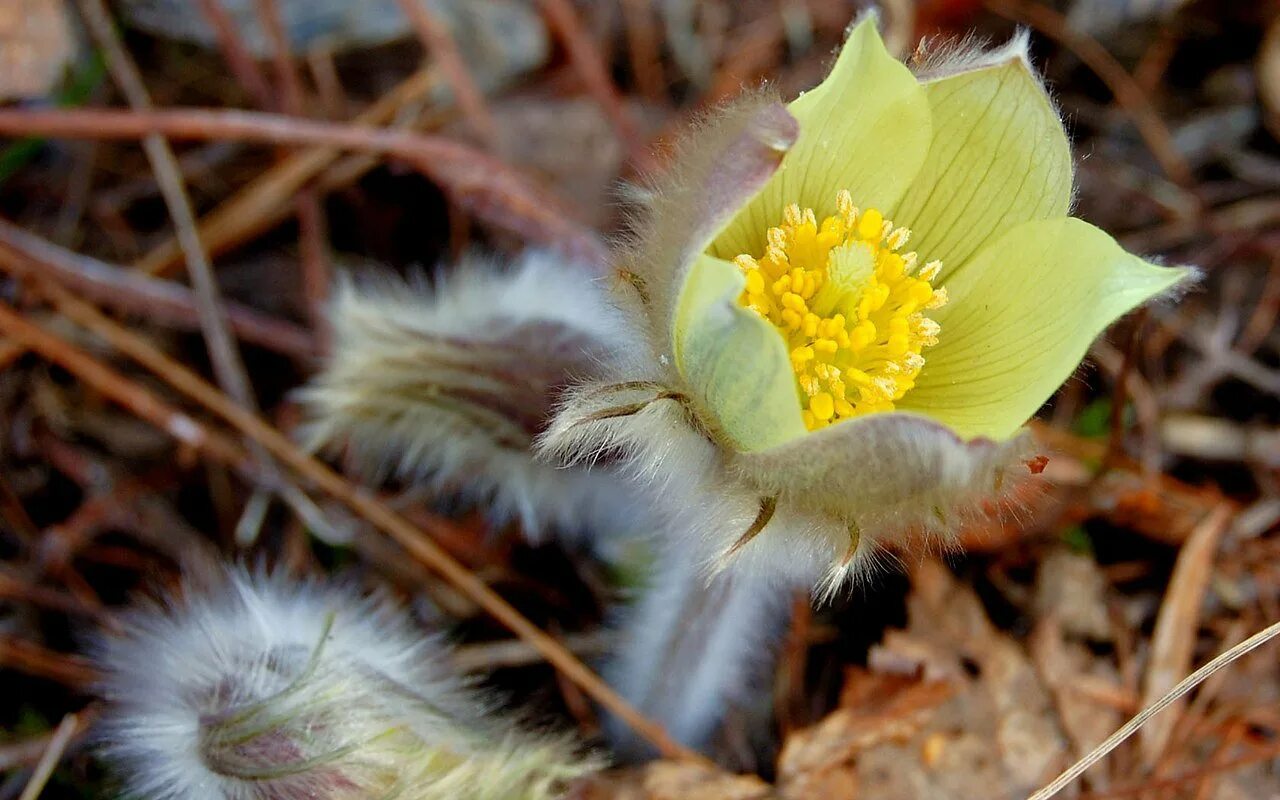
(541, 17, 1191, 592)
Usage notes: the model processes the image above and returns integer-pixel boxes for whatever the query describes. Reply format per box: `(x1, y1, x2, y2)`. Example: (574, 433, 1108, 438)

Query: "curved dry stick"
(0, 219, 314, 358)
(0, 107, 608, 265)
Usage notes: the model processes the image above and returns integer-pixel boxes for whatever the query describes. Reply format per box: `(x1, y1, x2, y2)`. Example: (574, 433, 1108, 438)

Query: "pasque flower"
(541, 17, 1191, 592)
(95, 567, 594, 799)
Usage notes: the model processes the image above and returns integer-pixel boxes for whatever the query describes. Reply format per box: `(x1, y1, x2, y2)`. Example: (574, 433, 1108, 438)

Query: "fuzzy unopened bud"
(300, 251, 647, 546)
(95, 568, 594, 799)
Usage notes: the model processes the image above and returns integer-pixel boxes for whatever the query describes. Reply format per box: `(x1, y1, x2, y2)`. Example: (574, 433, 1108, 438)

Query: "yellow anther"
(732, 191, 944, 430)
(857, 208, 883, 241)
(909, 281, 934, 305)
(802, 313, 821, 337)
(810, 392, 835, 421)
(881, 253, 906, 279)
(849, 320, 876, 349)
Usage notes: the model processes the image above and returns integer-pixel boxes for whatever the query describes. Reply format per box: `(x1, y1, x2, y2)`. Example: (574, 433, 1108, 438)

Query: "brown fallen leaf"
(571, 762, 773, 800)
(857, 561, 1071, 799)
(1029, 616, 1125, 792)
(1034, 547, 1113, 642)
(777, 671, 952, 800)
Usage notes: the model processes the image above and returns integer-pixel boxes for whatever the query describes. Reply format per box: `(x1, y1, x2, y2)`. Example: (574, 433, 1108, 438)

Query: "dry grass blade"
(17, 712, 81, 800)
(1026, 618, 1280, 800)
(74, 0, 258, 411)
(536, 0, 646, 164)
(194, 0, 273, 108)
(0, 636, 99, 687)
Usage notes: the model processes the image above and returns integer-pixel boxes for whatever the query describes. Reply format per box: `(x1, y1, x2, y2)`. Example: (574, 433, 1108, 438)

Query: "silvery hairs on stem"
(604, 544, 791, 760)
(299, 250, 650, 549)
(94, 566, 596, 800)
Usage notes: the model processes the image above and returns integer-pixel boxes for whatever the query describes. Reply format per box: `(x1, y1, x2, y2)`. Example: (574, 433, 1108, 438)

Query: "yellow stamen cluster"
(734, 190, 947, 430)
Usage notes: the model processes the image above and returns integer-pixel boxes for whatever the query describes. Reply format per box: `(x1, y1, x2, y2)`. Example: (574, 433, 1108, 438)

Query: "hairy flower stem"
(606, 547, 793, 759)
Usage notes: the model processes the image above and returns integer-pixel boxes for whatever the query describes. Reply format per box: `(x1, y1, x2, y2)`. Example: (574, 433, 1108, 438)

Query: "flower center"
(733, 190, 946, 431)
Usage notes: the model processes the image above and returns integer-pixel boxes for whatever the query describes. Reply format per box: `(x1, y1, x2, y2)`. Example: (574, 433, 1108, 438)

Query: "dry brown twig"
(194, 0, 274, 109)
(0, 106, 609, 265)
(0, 635, 99, 687)
(395, 0, 498, 149)
(1138, 504, 1234, 766)
(74, 0, 259, 412)
(248, 0, 334, 348)
(536, 0, 648, 166)
(133, 65, 443, 276)
(0, 218, 314, 358)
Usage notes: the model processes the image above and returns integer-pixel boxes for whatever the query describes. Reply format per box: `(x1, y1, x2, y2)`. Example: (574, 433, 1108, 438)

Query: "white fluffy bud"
(95, 568, 595, 799)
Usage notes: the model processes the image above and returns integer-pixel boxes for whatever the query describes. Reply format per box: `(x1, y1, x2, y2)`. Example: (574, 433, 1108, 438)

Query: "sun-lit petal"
(901, 217, 1191, 439)
(675, 254, 808, 451)
(893, 38, 1073, 278)
(711, 16, 932, 261)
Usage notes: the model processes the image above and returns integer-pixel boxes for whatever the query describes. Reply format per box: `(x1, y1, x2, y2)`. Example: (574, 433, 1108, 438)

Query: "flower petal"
(627, 96, 798, 348)
(902, 217, 1193, 439)
(674, 254, 807, 451)
(893, 38, 1073, 277)
(731, 411, 1030, 525)
(711, 16, 932, 261)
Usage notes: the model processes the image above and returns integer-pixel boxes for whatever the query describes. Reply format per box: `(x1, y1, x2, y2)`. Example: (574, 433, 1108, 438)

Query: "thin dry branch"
(395, 0, 498, 149)
(75, 0, 260, 413)
(0, 635, 99, 687)
(135, 65, 442, 276)
(0, 219, 315, 358)
(195, 0, 274, 109)
(0, 302, 252, 472)
(536, 0, 647, 165)
(17, 712, 81, 800)
(0, 106, 608, 264)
